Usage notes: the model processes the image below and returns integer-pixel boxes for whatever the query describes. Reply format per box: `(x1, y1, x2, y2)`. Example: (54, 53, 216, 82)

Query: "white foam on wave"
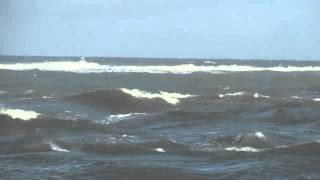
(204, 61, 216, 64)
(313, 98, 320, 102)
(2, 60, 320, 74)
(154, 147, 166, 153)
(0, 108, 40, 120)
(291, 96, 303, 99)
(120, 88, 195, 105)
(0, 60, 106, 73)
(225, 146, 262, 152)
(218, 92, 246, 98)
(254, 131, 267, 139)
(101, 113, 147, 125)
(49, 141, 69, 152)
(234, 131, 267, 143)
(253, 92, 270, 99)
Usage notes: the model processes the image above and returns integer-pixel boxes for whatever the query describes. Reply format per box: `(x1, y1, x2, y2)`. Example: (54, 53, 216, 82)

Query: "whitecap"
(204, 61, 216, 64)
(100, 113, 147, 125)
(120, 88, 195, 105)
(235, 131, 267, 141)
(291, 96, 303, 99)
(225, 146, 262, 152)
(218, 92, 246, 98)
(41, 96, 53, 99)
(313, 98, 320, 102)
(2, 60, 320, 74)
(49, 141, 69, 152)
(253, 92, 270, 99)
(154, 147, 166, 153)
(254, 131, 267, 140)
(0, 108, 40, 120)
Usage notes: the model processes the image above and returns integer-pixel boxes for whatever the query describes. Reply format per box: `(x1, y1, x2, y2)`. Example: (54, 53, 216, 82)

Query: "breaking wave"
(224, 146, 262, 152)
(218, 92, 247, 98)
(64, 89, 194, 113)
(2, 60, 320, 74)
(0, 108, 40, 121)
(49, 141, 69, 152)
(120, 88, 195, 105)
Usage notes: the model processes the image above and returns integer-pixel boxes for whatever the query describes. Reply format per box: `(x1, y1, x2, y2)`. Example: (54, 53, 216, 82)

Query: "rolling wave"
(64, 89, 194, 113)
(2, 60, 320, 74)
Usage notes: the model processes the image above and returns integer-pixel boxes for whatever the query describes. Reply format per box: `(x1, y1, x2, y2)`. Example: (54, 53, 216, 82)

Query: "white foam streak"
(225, 146, 261, 152)
(313, 98, 320, 102)
(120, 88, 195, 105)
(155, 147, 166, 153)
(102, 113, 147, 125)
(49, 142, 69, 152)
(2, 60, 320, 74)
(291, 96, 303, 99)
(253, 93, 270, 99)
(0, 108, 40, 120)
(219, 92, 246, 98)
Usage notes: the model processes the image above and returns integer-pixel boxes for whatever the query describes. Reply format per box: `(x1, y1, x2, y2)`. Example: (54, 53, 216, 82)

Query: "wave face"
(2, 56, 320, 180)
(63, 89, 174, 113)
(2, 60, 320, 74)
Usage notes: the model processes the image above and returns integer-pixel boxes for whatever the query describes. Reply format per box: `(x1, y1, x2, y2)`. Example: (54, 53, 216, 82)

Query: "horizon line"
(0, 54, 318, 62)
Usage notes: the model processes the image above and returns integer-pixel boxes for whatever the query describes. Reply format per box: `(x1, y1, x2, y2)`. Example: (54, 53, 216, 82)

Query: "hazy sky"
(0, 0, 319, 60)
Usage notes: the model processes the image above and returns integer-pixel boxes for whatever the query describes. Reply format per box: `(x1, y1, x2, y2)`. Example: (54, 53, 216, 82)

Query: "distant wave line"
(1, 60, 320, 74)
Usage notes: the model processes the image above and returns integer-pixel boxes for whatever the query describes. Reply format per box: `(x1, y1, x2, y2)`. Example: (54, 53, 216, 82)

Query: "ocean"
(1, 55, 320, 179)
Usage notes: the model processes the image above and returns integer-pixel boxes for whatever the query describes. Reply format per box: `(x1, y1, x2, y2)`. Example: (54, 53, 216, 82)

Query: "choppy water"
(1, 56, 320, 179)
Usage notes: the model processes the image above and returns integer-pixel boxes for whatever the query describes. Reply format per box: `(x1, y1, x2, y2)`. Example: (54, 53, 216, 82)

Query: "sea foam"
(101, 113, 147, 125)
(49, 141, 69, 152)
(253, 93, 270, 99)
(218, 92, 246, 98)
(225, 146, 262, 152)
(120, 88, 195, 105)
(1, 60, 320, 74)
(0, 108, 40, 120)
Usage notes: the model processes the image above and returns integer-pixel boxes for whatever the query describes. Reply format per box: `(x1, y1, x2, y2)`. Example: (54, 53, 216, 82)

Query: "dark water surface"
(1, 56, 320, 179)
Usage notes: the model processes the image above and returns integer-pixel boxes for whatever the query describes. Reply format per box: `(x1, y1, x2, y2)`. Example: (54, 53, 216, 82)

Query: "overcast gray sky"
(0, 0, 319, 60)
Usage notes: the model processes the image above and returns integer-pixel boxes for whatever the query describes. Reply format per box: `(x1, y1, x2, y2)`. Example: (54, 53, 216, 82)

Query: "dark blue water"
(1, 56, 320, 179)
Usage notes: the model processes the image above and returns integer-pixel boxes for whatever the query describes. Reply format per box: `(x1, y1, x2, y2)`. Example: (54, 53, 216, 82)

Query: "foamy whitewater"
(49, 141, 69, 152)
(0, 108, 40, 120)
(1, 56, 320, 179)
(219, 92, 246, 98)
(120, 88, 195, 105)
(2, 60, 320, 74)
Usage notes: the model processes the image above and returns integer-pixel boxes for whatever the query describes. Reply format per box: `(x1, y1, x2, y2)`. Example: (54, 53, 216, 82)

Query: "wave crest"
(0, 108, 40, 121)
(2, 60, 320, 74)
(120, 88, 195, 105)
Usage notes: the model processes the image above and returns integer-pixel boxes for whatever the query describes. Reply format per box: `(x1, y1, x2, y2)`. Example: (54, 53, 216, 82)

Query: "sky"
(0, 0, 319, 60)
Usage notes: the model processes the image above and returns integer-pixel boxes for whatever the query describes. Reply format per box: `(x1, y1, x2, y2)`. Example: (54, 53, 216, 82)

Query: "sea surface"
(1, 56, 320, 179)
